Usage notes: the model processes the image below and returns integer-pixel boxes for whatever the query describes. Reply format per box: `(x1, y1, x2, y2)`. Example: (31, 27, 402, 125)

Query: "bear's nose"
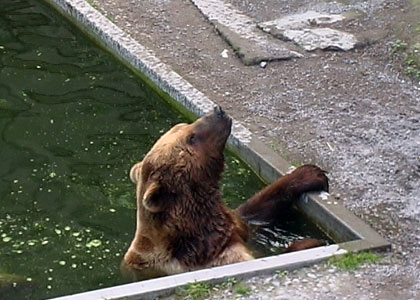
(214, 105, 225, 118)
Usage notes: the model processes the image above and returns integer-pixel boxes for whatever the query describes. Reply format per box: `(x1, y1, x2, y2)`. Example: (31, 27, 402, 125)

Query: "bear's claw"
(291, 164, 329, 194)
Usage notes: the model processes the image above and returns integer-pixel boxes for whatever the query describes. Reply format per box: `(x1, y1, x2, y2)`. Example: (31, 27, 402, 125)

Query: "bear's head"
(130, 106, 232, 213)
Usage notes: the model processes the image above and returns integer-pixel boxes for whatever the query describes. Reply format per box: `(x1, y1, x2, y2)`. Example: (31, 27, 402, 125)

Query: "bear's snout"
(214, 105, 225, 118)
(204, 106, 232, 131)
(195, 106, 232, 149)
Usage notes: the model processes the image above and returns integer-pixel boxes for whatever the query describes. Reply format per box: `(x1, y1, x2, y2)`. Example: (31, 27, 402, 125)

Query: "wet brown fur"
(283, 238, 326, 253)
(123, 107, 329, 275)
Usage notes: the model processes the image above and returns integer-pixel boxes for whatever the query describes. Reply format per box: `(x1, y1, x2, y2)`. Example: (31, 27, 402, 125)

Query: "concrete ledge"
(42, 0, 390, 299)
(53, 245, 346, 300)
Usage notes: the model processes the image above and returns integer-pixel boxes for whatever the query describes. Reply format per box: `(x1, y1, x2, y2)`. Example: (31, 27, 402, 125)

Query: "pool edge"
(40, 0, 391, 299)
(51, 245, 346, 300)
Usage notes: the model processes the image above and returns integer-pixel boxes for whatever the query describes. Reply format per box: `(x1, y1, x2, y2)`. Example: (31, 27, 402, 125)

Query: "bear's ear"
(130, 162, 143, 184)
(142, 181, 163, 213)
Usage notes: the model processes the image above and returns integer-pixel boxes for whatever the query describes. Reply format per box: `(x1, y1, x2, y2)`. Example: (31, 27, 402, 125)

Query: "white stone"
(283, 28, 358, 51)
(319, 191, 330, 201)
(220, 49, 229, 58)
(259, 11, 346, 31)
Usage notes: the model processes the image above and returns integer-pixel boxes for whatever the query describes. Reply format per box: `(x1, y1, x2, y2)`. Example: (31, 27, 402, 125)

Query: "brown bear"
(123, 106, 328, 275)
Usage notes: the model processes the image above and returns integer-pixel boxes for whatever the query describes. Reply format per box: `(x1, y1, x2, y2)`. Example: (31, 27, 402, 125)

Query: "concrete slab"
(190, 0, 303, 65)
(259, 11, 346, 31)
(283, 28, 358, 51)
(258, 11, 359, 51)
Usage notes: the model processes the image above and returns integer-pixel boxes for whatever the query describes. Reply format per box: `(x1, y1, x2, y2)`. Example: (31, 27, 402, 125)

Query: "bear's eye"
(187, 134, 196, 145)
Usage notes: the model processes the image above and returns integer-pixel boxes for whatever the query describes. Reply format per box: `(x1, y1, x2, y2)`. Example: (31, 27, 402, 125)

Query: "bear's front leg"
(123, 235, 154, 270)
(123, 248, 149, 270)
(285, 164, 329, 196)
(121, 249, 167, 281)
(236, 165, 328, 223)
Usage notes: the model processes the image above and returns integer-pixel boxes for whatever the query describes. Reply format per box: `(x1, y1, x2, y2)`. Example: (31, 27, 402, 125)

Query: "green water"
(0, 0, 330, 298)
